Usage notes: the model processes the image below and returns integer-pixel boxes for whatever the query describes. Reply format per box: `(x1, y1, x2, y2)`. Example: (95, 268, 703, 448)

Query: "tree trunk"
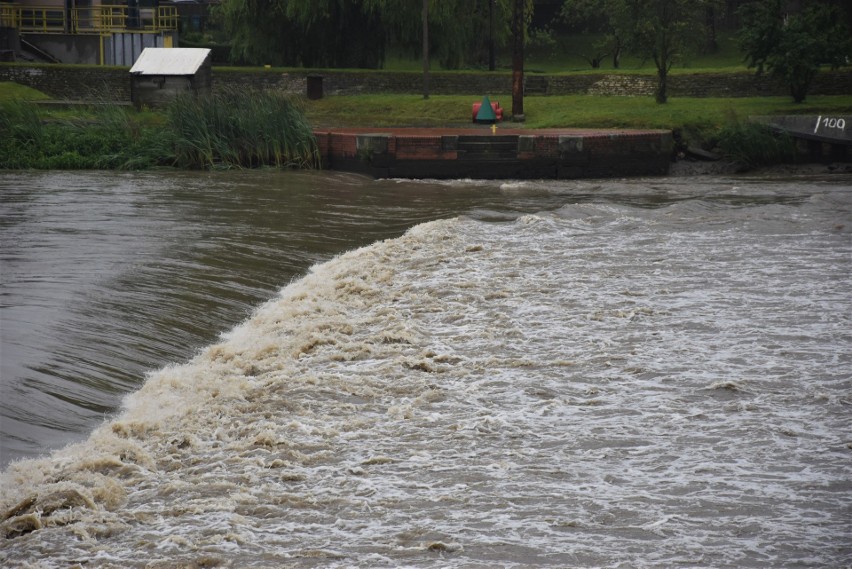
(511, 0, 524, 120)
(489, 0, 495, 71)
(790, 68, 814, 103)
(656, 66, 668, 104)
(704, 7, 719, 54)
(422, 0, 429, 99)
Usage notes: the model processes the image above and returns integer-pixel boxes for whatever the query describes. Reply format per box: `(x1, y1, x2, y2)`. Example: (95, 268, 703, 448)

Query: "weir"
(313, 127, 673, 179)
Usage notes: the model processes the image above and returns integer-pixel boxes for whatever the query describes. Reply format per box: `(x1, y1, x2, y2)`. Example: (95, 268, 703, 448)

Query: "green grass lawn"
(0, 81, 50, 101)
(302, 93, 852, 131)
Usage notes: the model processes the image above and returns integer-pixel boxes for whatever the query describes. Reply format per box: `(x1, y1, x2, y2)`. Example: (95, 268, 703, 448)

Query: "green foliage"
(0, 101, 171, 169)
(559, 0, 723, 102)
(385, 0, 516, 70)
(559, 0, 630, 69)
(214, 0, 518, 70)
(738, 0, 852, 103)
(0, 101, 44, 168)
(165, 88, 319, 169)
(623, 0, 721, 103)
(715, 121, 796, 167)
(214, 0, 387, 68)
(0, 89, 318, 171)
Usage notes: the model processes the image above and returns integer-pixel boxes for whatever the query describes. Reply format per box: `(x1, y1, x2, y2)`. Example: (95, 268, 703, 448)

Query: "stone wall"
(214, 69, 852, 98)
(1, 63, 850, 101)
(0, 64, 130, 100)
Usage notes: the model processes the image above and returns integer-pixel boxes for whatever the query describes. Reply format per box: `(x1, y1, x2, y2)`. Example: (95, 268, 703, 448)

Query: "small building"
(129, 47, 211, 109)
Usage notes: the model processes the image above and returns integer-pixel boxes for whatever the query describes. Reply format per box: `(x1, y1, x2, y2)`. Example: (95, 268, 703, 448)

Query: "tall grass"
(0, 99, 43, 145)
(0, 89, 320, 170)
(715, 121, 797, 167)
(166, 88, 319, 169)
(0, 100, 172, 169)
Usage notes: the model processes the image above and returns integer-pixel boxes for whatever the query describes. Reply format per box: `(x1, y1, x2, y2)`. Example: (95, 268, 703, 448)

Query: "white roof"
(129, 48, 211, 76)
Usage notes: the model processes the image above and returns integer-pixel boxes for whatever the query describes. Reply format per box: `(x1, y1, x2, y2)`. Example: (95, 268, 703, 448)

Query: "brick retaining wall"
(314, 127, 673, 179)
(1, 63, 849, 101)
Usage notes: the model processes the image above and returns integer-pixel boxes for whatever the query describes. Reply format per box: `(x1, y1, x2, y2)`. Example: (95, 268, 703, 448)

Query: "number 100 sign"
(815, 116, 847, 132)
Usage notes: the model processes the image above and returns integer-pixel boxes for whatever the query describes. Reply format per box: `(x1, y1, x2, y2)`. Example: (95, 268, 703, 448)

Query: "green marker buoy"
(475, 95, 497, 123)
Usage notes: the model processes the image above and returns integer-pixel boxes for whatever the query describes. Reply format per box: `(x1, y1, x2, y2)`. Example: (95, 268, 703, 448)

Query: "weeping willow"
(214, 0, 521, 69)
(215, 0, 386, 68)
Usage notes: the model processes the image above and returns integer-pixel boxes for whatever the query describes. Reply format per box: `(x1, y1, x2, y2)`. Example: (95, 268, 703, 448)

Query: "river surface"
(0, 169, 850, 568)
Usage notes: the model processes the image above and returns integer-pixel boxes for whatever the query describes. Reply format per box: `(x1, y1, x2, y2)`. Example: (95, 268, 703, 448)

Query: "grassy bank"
(3, 81, 851, 170)
(0, 84, 319, 170)
(302, 93, 852, 130)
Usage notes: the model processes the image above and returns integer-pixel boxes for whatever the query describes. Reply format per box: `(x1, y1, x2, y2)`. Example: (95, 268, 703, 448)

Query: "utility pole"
(422, 0, 430, 99)
(511, 0, 524, 121)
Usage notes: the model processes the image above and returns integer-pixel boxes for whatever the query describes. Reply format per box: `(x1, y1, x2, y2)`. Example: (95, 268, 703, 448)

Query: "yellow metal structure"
(1, 4, 178, 34)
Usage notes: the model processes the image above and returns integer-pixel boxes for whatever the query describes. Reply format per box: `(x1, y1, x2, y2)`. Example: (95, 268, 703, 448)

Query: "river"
(0, 169, 850, 568)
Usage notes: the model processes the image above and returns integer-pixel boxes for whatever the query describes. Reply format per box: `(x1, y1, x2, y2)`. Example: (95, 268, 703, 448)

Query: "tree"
(560, 0, 627, 68)
(512, 0, 524, 119)
(214, 0, 515, 70)
(422, 0, 429, 98)
(561, 0, 718, 102)
(214, 0, 387, 68)
(738, 0, 852, 103)
(379, 0, 514, 70)
(622, 0, 716, 103)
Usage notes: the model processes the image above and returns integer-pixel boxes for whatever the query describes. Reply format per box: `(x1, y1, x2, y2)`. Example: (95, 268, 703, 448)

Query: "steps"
(457, 135, 518, 161)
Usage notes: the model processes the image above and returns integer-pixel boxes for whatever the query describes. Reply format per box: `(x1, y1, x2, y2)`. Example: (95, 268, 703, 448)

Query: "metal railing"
(0, 4, 178, 34)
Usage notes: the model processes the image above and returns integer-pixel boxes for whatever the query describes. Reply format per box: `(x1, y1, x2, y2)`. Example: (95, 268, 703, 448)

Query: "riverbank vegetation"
(0, 86, 319, 170)
(167, 88, 319, 169)
(1, 82, 850, 170)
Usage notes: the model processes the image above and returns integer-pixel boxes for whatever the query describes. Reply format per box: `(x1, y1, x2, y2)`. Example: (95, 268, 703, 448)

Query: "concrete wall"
(0, 27, 19, 56)
(22, 34, 101, 65)
(1, 63, 850, 101)
(130, 62, 212, 108)
(131, 75, 191, 108)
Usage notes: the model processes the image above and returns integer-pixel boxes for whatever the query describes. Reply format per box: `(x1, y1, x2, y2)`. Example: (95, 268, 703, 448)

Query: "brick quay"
(313, 127, 673, 179)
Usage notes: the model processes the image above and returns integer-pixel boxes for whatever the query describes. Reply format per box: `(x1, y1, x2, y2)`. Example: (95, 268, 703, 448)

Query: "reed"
(166, 88, 320, 169)
(0, 100, 44, 147)
(0, 90, 318, 170)
(0, 100, 172, 169)
(715, 121, 797, 167)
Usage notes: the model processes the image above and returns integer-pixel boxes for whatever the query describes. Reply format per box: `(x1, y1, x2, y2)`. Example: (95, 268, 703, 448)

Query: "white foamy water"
(2, 180, 850, 568)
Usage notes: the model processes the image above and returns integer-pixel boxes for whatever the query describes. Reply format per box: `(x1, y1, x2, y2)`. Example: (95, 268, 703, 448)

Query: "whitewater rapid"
(2, 180, 850, 568)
